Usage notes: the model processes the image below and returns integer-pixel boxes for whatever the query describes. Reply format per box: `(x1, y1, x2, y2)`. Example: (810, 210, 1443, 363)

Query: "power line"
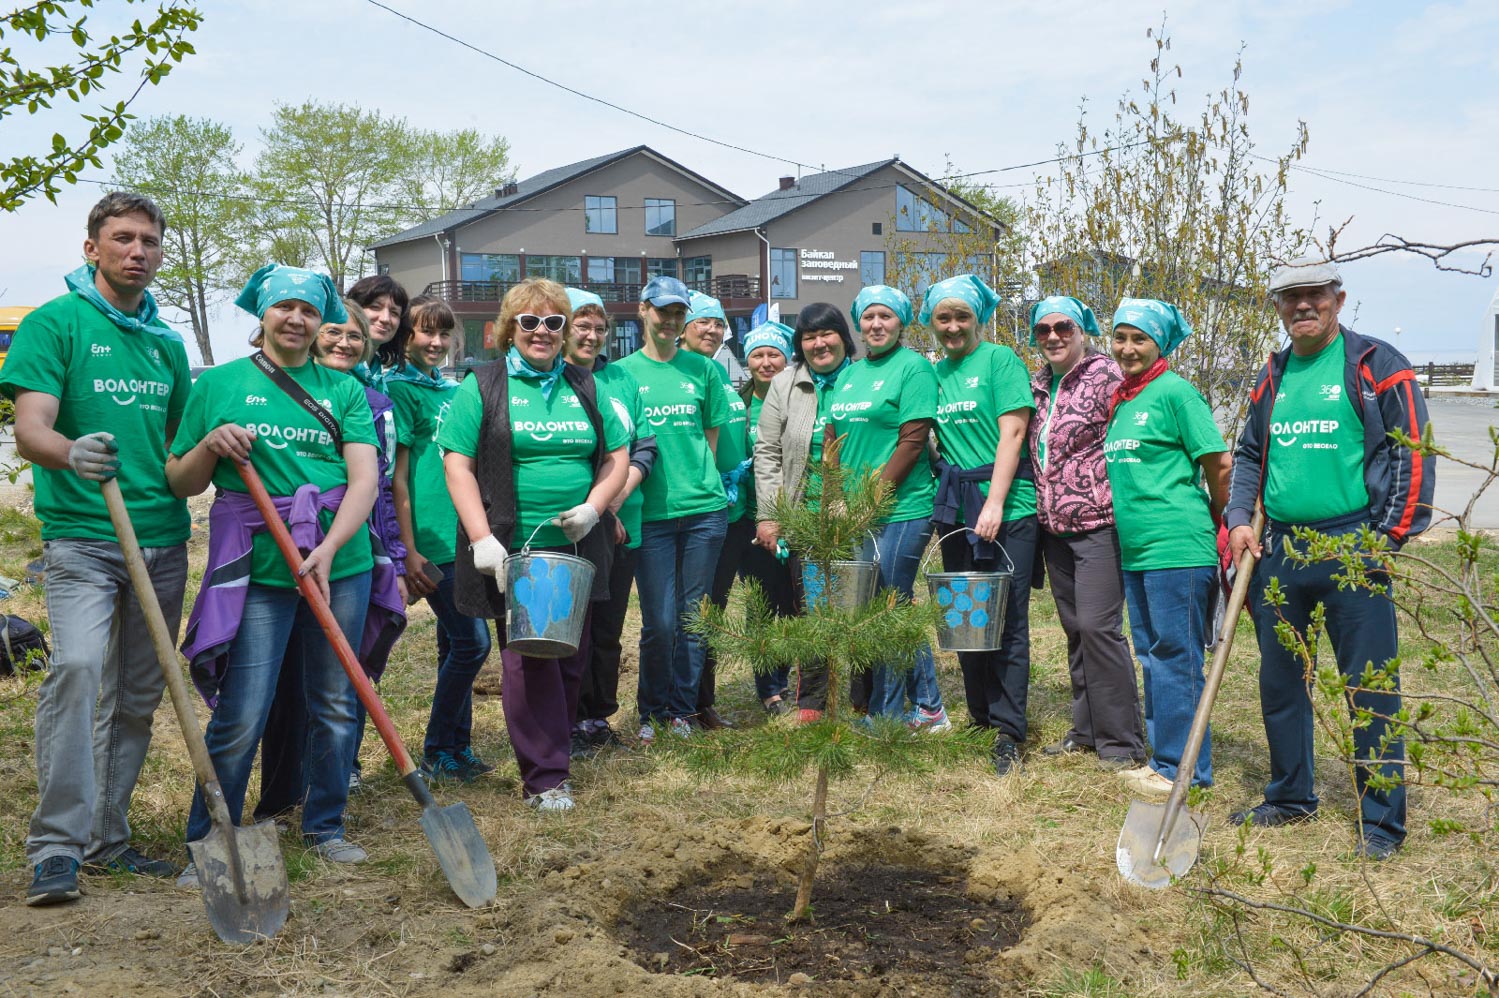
(1256, 154, 1499, 217)
(1285, 162, 1499, 195)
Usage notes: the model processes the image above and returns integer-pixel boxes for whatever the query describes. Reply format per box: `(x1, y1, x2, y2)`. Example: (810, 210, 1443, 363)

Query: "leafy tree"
(1022, 21, 1309, 436)
(109, 114, 249, 363)
(1, 0, 201, 211)
(390, 127, 515, 227)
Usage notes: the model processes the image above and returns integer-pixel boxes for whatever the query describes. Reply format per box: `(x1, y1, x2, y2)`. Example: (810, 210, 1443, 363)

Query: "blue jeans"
(1123, 565, 1216, 786)
(187, 573, 370, 845)
(860, 516, 942, 719)
(422, 562, 493, 757)
(636, 509, 728, 724)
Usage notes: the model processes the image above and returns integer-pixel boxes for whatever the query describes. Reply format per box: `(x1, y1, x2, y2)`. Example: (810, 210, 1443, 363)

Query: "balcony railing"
(424, 275, 762, 306)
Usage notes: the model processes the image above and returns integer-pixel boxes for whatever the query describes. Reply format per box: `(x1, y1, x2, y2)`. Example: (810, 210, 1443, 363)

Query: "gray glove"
(471, 534, 508, 590)
(555, 503, 599, 543)
(68, 431, 119, 482)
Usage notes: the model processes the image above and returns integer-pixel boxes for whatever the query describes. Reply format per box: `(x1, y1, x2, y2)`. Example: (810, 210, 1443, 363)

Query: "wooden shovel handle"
(232, 461, 419, 779)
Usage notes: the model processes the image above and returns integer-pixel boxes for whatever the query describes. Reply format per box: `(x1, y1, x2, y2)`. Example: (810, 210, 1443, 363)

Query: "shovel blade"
(1116, 800, 1208, 889)
(188, 819, 290, 944)
(419, 801, 497, 908)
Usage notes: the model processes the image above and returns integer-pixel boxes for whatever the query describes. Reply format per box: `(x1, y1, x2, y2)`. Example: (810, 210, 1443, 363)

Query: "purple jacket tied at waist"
(180, 483, 406, 707)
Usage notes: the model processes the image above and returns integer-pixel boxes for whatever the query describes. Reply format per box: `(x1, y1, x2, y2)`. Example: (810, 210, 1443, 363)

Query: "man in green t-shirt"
(2, 194, 191, 905)
(1224, 258, 1435, 861)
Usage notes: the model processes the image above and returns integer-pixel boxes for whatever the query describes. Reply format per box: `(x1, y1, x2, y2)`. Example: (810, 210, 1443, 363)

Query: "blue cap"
(1112, 298, 1194, 357)
(565, 287, 605, 315)
(640, 275, 691, 308)
(742, 320, 794, 362)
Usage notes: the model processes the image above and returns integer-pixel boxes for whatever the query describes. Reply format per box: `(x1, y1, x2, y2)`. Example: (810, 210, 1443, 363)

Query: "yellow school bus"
(0, 306, 35, 372)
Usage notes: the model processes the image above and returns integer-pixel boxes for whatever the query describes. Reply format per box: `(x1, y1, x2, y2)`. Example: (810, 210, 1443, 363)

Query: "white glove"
(555, 503, 600, 543)
(471, 534, 508, 588)
(68, 431, 119, 482)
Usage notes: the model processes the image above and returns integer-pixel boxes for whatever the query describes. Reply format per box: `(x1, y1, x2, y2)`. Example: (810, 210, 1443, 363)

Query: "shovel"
(234, 461, 498, 908)
(1117, 504, 1266, 889)
(100, 479, 289, 944)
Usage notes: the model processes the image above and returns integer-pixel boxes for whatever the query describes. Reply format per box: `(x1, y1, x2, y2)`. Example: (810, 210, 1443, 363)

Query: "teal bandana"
(1028, 295, 1101, 345)
(918, 274, 1000, 326)
(386, 363, 458, 393)
(742, 320, 795, 362)
(684, 291, 728, 334)
(505, 346, 564, 400)
(1111, 298, 1194, 357)
(565, 287, 605, 315)
(64, 264, 180, 342)
(850, 285, 914, 330)
(352, 361, 387, 392)
(811, 356, 850, 391)
(235, 263, 347, 323)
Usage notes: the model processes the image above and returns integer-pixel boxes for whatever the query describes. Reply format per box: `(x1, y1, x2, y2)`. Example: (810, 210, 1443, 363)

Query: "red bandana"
(1109, 357, 1169, 419)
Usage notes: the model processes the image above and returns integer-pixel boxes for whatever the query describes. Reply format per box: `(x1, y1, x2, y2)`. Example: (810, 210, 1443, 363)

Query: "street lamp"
(1394, 326, 1402, 353)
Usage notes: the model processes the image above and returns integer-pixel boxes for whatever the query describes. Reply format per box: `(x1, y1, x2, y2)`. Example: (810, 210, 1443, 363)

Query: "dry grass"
(0, 507, 1496, 995)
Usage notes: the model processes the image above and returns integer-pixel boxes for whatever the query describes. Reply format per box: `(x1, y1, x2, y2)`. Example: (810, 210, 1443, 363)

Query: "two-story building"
(371, 145, 1002, 362)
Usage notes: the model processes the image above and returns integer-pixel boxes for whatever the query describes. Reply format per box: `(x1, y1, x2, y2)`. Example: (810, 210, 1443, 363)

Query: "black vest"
(453, 360, 615, 620)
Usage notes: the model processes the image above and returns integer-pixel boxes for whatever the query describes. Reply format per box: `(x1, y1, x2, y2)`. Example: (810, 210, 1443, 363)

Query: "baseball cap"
(640, 275, 691, 308)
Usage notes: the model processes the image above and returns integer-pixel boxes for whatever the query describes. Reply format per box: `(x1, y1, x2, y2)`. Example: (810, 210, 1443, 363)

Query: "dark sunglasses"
(1032, 319, 1078, 338)
(516, 313, 567, 333)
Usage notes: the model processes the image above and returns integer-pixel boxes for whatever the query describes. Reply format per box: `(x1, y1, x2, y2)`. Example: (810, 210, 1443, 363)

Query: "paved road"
(1427, 395, 1499, 528)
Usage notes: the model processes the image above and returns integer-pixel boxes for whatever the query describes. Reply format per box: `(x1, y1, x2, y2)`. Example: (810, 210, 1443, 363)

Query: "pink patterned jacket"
(1029, 350, 1122, 534)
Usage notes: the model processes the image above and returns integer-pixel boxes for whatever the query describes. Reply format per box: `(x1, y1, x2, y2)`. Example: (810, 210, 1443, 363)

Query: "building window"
(612, 319, 641, 359)
(954, 217, 972, 234)
(896, 185, 918, 232)
(586, 256, 615, 283)
(770, 248, 797, 299)
(860, 251, 885, 287)
(646, 257, 678, 279)
(460, 252, 520, 283)
(525, 254, 581, 284)
(683, 255, 712, 288)
(871, 222, 882, 236)
(645, 198, 676, 237)
(585, 195, 617, 234)
(896, 251, 947, 297)
(896, 184, 951, 233)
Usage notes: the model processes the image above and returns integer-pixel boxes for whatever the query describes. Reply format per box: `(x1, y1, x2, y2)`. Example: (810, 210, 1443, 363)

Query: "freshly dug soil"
(618, 864, 1028, 991)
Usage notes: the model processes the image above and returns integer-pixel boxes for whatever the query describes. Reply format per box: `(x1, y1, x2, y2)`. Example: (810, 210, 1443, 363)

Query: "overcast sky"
(4, 0, 1497, 366)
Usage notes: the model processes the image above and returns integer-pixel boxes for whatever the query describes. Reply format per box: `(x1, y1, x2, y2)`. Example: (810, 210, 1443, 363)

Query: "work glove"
(555, 503, 600, 543)
(69, 431, 119, 481)
(471, 534, 508, 589)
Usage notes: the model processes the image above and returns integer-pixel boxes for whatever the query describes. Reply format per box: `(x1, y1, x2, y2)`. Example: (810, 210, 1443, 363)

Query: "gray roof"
(369, 145, 743, 250)
(676, 160, 893, 240)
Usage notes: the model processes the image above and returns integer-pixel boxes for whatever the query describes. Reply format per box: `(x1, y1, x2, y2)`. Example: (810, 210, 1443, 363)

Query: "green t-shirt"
(0, 293, 191, 547)
(1104, 371, 1226, 571)
(933, 341, 1037, 522)
(438, 370, 629, 550)
(827, 346, 937, 523)
(1264, 334, 1369, 524)
(616, 348, 728, 522)
(714, 365, 751, 523)
(171, 357, 376, 587)
(387, 369, 461, 564)
(595, 362, 649, 550)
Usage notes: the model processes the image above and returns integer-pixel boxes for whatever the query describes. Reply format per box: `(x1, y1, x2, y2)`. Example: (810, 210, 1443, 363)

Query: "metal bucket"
(504, 543, 594, 658)
(800, 535, 881, 611)
(924, 531, 1014, 652)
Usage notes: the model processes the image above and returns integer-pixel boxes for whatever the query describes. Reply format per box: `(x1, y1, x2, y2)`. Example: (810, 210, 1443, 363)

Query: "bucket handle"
(511, 517, 581, 559)
(922, 528, 1014, 577)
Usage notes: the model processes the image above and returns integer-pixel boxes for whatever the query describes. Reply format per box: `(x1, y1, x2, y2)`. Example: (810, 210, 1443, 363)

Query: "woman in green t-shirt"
(836, 287, 948, 730)
(167, 264, 379, 872)
(441, 278, 629, 811)
(387, 297, 494, 786)
(1105, 299, 1230, 795)
(922, 275, 1037, 776)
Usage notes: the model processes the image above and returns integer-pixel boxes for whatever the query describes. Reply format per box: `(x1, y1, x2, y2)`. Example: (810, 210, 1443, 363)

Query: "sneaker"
(1042, 736, 1093, 756)
(1229, 801, 1317, 828)
(175, 862, 199, 889)
(1355, 832, 1400, 862)
(455, 745, 494, 779)
(588, 720, 621, 747)
(84, 845, 178, 879)
(312, 837, 368, 863)
(1122, 766, 1173, 796)
(669, 717, 693, 739)
(991, 736, 1021, 777)
(1097, 755, 1145, 772)
(763, 695, 793, 716)
(907, 706, 953, 734)
(637, 723, 656, 745)
(347, 769, 364, 795)
(525, 782, 575, 813)
(421, 750, 465, 785)
(797, 708, 824, 724)
(26, 856, 81, 906)
(569, 726, 597, 760)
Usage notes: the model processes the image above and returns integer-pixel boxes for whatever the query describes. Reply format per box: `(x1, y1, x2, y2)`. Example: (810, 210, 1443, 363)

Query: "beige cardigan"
(752, 362, 821, 520)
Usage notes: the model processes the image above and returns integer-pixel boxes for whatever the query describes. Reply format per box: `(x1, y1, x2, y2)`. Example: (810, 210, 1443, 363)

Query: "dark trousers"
(500, 610, 591, 796)
(422, 562, 493, 757)
(694, 516, 756, 711)
(576, 541, 636, 724)
(1042, 526, 1144, 762)
(738, 538, 795, 701)
(1250, 522, 1406, 842)
(254, 655, 309, 821)
(939, 515, 1038, 742)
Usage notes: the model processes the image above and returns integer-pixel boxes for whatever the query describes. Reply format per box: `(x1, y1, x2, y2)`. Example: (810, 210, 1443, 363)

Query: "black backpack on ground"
(0, 614, 49, 676)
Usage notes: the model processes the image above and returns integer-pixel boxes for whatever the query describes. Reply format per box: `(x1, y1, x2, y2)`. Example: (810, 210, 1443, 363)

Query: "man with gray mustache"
(1223, 257, 1434, 861)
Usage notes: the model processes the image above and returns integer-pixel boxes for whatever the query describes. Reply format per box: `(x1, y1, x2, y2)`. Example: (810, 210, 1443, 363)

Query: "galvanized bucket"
(800, 537, 881, 612)
(503, 523, 594, 657)
(924, 530, 1014, 652)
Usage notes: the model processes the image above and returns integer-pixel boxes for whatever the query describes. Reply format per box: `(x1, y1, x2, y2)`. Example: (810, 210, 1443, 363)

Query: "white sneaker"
(1122, 766, 1173, 796)
(525, 783, 575, 812)
(669, 717, 693, 739)
(312, 837, 368, 863)
(175, 862, 199, 889)
(637, 723, 656, 745)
